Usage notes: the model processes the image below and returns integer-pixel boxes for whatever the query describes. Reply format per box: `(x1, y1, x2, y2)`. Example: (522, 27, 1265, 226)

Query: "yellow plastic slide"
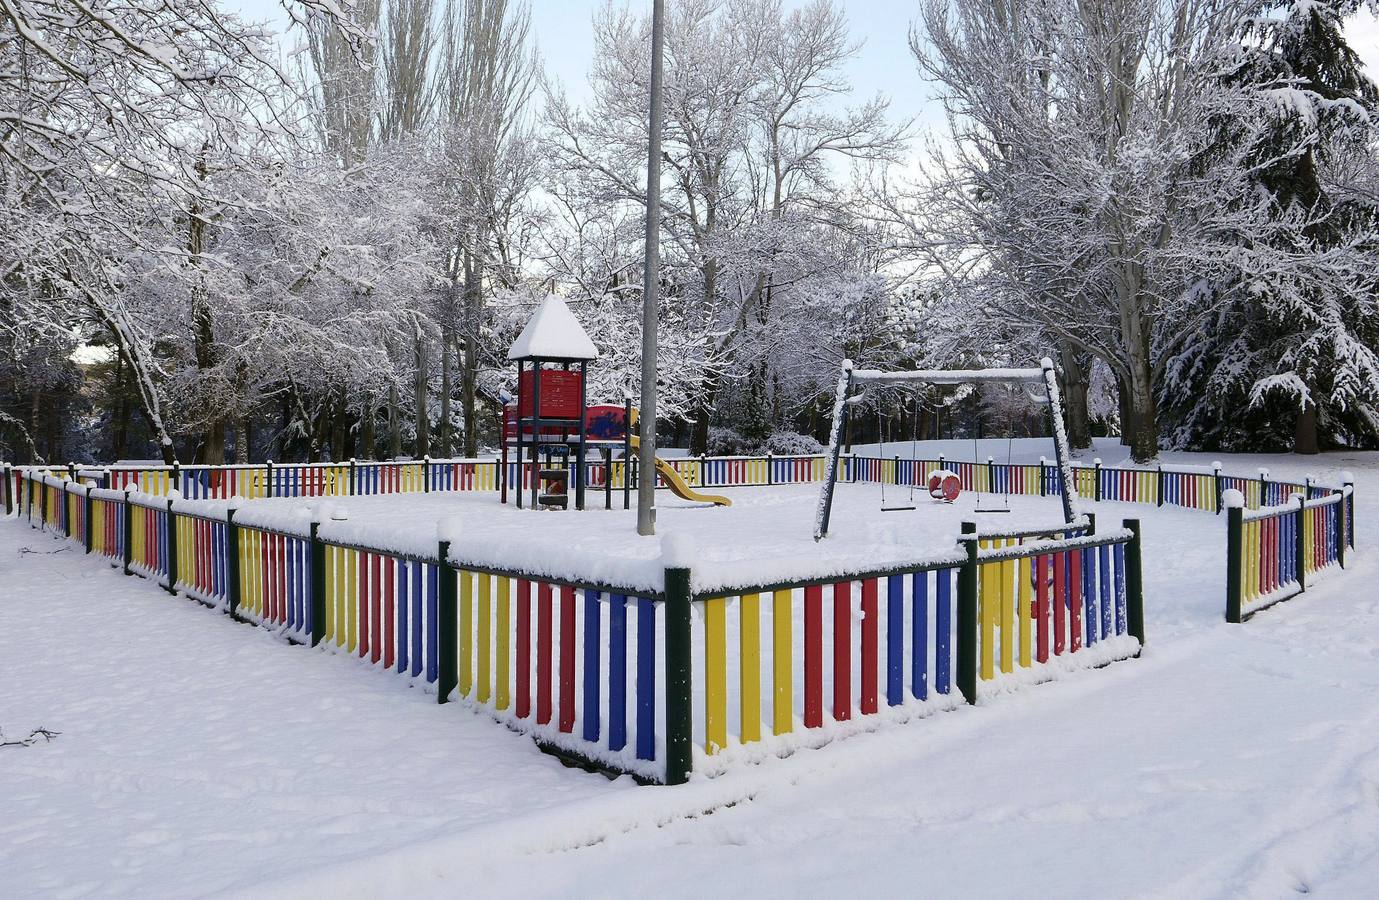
(627, 433, 732, 507)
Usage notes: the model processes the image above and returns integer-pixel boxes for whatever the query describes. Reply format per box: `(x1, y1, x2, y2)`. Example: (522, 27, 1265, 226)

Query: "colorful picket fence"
(14, 454, 1334, 517)
(1226, 487, 1353, 622)
(11, 467, 1147, 784)
(684, 519, 1143, 772)
(973, 520, 1142, 681)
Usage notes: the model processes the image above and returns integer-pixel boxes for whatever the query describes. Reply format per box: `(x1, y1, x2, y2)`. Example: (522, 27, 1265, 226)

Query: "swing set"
(815, 357, 1080, 540)
(872, 390, 1018, 514)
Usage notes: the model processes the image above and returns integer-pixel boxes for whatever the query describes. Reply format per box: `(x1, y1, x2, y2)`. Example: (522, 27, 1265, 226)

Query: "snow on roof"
(507, 294, 600, 361)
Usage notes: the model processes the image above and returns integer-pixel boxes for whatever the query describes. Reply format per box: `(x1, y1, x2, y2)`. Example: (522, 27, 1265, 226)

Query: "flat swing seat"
(880, 503, 917, 512)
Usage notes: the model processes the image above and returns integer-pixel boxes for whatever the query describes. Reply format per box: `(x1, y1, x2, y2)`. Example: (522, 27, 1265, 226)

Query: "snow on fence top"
(507, 294, 599, 361)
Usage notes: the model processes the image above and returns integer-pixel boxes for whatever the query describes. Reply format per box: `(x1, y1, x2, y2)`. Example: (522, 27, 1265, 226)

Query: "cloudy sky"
(228, 0, 1379, 139)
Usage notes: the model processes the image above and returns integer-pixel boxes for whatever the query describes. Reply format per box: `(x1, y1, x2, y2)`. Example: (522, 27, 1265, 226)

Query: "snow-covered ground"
(2, 441, 1375, 898)
(259, 478, 1068, 595)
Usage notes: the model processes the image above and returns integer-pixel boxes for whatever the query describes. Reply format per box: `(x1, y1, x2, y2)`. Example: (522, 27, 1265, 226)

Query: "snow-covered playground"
(3, 441, 1374, 897)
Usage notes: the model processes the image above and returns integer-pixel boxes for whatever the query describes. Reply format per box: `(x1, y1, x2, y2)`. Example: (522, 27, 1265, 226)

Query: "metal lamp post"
(637, 0, 665, 537)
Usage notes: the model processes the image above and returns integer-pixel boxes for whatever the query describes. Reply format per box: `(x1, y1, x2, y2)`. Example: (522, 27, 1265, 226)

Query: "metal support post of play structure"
(957, 522, 978, 705)
(814, 363, 855, 541)
(576, 364, 588, 511)
(529, 363, 540, 510)
(623, 399, 632, 511)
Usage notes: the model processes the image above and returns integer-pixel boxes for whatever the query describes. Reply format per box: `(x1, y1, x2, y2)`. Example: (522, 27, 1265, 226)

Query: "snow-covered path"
(0, 527, 619, 898)
(2, 447, 1376, 898)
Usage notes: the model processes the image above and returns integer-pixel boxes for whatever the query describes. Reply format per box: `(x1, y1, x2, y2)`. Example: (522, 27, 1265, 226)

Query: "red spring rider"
(928, 469, 961, 503)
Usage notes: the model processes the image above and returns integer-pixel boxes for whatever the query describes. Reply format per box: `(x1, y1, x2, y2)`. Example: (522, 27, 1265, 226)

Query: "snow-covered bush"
(706, 427, 750, 456)
(758, 431, 824, 456)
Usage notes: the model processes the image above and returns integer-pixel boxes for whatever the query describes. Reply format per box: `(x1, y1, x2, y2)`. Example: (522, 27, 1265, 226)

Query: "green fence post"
(1039, 456, 1047, 497)
(163, 498, 178, 594)
(1225, 499, 1243, 623)
(228, 507, 243, 619)
(39, 474, 48, 532)
(1084, 511, 1097, 536)
(1124, 519, 1145, 647)
(306, 517, 326, 639)
(349, 458, 357, 496)
(171, 460, 181, 495)
(957, 522, 979, 705)
(68, 461, 77, 482)
(1343, 472, 1355, 554)
(767, 453, 774, 486)
(122, 489, 133, 576)
(1156, 465, 1164, 507)
(83, 486, 93, 553)
(2, 464, 11, 517)
(437, 540, 457, 703)
(61, 483, 71, 538)
(1213, 462, 1224, 515)
(1093, 458, 1103, 502)
(265, 460, 275, 499)
(423, 456, 432, 494)
(664, 564, 694, 785)
(1337, 491, 1348, 570)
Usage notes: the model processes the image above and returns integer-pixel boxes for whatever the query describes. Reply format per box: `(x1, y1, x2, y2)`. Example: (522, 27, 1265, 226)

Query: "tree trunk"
(234, 418, 250, 464)
(439, 326, 454, 458)
(188, 149, 223, 466)
(1113, 258, 1160, 463)
(1058, 345, 1093, 451)
(1116, 377, 1130, 445)
(388, 383, 402, 460)
(360, 395, 376, 460)
(1123, 354, 1159, 463)
(201, 421, 225, 465)
(462, 253, 481, 457)
(1293, 399, 1320, 455)
(414, 330, 430, 458)
(689, 379, 719, 455)
(112, 352, 130, 460)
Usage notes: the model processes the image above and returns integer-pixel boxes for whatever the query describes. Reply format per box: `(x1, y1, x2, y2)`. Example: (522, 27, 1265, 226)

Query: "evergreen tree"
(1161, 1, 1379, 452)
